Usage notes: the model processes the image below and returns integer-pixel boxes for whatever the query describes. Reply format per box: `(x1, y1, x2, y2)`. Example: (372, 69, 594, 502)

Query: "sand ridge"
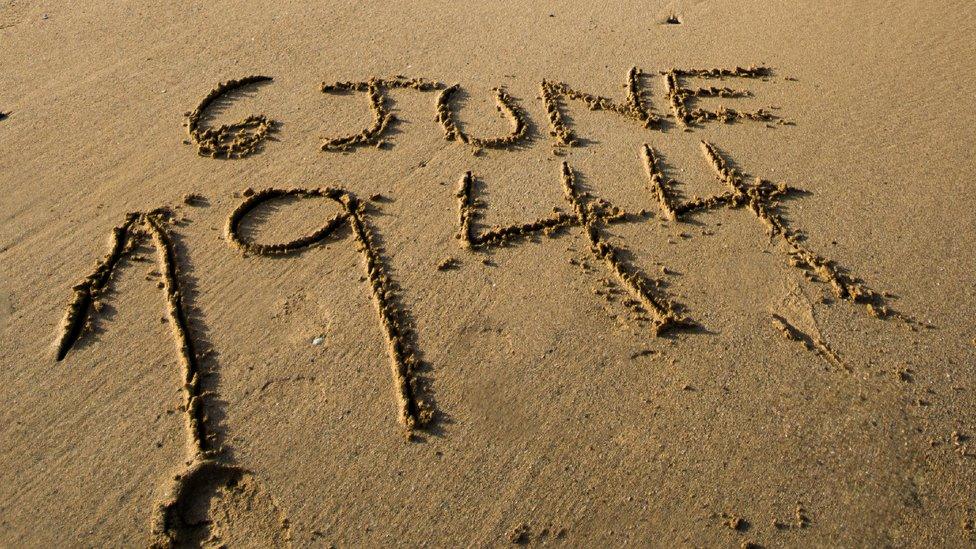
(455, 164, 690, 335)
(435, 84, 529, 151)
(640, 140, 914, 325)
(541, 66, 659, 146)
(662, 66, 780, 127)
(319, 76, 445, 151)
(47, 207, 272, 546)
(184, 75, 277, 159)
(226, 187, 434, 436)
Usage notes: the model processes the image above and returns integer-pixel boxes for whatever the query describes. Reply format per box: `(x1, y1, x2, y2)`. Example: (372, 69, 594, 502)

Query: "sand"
(2, 0, 976, 546)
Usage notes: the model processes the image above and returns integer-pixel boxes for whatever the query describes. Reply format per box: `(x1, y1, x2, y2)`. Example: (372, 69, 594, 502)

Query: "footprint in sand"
(150, 461, 292, 548)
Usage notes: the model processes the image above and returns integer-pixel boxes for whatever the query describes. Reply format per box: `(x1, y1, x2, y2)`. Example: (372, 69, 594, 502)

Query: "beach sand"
(2, 0, 976, 546)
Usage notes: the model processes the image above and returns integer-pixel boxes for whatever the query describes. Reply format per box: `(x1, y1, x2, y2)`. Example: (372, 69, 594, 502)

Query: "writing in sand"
(49, 62, 916, 547)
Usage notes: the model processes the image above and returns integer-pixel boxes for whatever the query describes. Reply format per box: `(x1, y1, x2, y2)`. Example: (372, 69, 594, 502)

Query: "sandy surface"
(2, 0, 976, 546)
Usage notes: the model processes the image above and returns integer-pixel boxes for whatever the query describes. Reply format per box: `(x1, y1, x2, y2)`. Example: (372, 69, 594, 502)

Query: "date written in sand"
(55, 65, 915, 441)
(181, 66, 790, 158)
(45, 67, 919, 540)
